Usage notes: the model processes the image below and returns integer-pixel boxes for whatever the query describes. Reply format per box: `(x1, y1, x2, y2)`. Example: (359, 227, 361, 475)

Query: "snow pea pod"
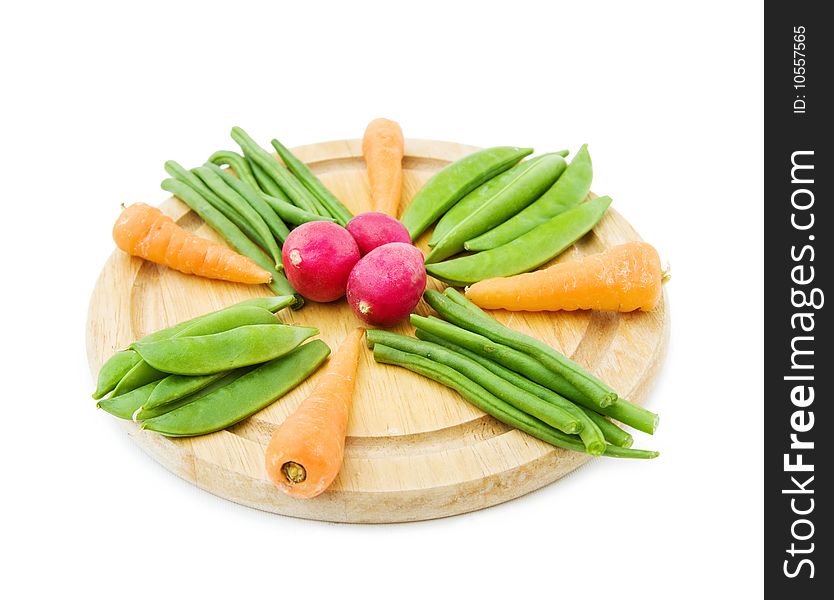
(425, 153, 567, 263)
(400, 146, 533, 241)
(141, 340, 331, 437)
(208, 150, 261, 191)
(139, 371, 229, 416)
(425, 195, 611, 285)
(132, 323, 318, 376)
(97, 381, 160, 420)
(205, 162, 291, 244)
(160, 177, 301, 304)
(192, 164, 283, 266)
(271, 138, 353, 226)
(92, 350, 141, 400)
(466, 144, 593, 251)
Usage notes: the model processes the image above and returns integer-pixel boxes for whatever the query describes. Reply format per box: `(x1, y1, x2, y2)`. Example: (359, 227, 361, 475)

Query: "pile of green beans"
(366, 288, 659, 459)
(162, 127, 355, 308)
(404, 142, 607, 284)
(93, 296, 330, 437)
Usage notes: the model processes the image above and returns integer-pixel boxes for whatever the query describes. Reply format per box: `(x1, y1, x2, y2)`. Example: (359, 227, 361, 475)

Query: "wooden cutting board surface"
(86, 138, 669, 523)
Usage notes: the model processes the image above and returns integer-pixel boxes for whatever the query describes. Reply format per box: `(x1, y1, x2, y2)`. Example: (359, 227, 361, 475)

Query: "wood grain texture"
(86, 139, 669, 523)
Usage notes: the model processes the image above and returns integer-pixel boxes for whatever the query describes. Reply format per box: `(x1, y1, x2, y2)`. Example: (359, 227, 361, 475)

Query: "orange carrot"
(362, 118, 404, 217)
(112, 203, 272, 285)
(264, 328, 364, 498)
(465, 241, 667, 312)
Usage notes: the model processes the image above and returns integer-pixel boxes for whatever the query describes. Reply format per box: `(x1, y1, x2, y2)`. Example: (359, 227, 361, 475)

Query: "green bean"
(139, 371, 229, 416)
(411, 329, 612, 450)
(429, 155, 547, 245)
(205, 162, 291, 243)
(366, 330, 583, 437)
(164, 160, 270, 254)
(410, 314, 582, 401)
(372, 344, 657, 459)
(425, 154, 567, 263)
(230, 127, 323, 215)
(466, 144, 593, 251)
(271, 138, 353, 226)
(426, 195, 611, 285)
(192, 164, 283, 266)
(249, 157, 287, 197)
(160, 177, 301, 305)
(132, 323, 318, 376)
(141, 340, 331, 437)
(427, 288, 616, 408)
(208, 150, 261, 191)
(259, 192, 334, 226)
(92, 350, 141, 399)
(439, 289, 660, 434)
(578, 407, 634, 448)
(399, 146, 533, 241)
(111, 305, 281, 396)
(97, 381, 160, 420)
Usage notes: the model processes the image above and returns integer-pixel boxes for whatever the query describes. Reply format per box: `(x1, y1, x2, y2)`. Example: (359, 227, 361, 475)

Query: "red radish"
(346, 243, 426, 327)
(346, 212, 411, 256)
(282, 222, 360, 302)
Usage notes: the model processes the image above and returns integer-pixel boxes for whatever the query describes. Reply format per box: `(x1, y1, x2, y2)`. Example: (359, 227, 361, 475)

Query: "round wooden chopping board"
(86, 138, 669, 523)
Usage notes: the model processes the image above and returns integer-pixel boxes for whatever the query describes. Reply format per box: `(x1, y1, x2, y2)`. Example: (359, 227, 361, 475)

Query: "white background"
(2, 1, 763, 598)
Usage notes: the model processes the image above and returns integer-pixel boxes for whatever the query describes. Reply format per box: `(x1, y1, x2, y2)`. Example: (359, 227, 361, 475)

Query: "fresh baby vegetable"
(160, 177, 300, 303)
(346, 212, 411, 255)
(399, 146, 533, 240)
(372, 344, 658, 459)
(362, 118, 404, 217)
(208, 149, 261, 191)
(466, 144, 593, 251)
(132, 323, 318, 376)
(142, 340, 331, 437)
(282, 221, 361, 302)
(259, 192, 334, 226)
(93, 350, 141, 400)
(97, 381, 160, 420)
(346, 243, 426, 327)
(426, 195, 612, 286)
(427, 288, 617, 409)
(466, 241, 666, 312)
(425, 153, 567, 263)
(271, 138, 354, 226)
(112, 203, 272, 285)
(366, 330, 584, 437)
(265, 329, 364, 498)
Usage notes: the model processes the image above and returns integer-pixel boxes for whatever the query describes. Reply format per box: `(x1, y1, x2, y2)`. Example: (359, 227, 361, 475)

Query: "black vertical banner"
(765, 2, 831, 597)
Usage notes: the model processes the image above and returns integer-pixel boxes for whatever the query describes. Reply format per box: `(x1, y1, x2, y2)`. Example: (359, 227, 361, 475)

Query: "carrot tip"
(281, 461, 307, 484)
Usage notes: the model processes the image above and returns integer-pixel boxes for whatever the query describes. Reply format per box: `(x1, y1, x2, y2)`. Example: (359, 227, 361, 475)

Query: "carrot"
(362, 118, 404, 216)
(112, 203, 272, 285)
(264, 327, 364, 498)
(465, 241, 667, 312)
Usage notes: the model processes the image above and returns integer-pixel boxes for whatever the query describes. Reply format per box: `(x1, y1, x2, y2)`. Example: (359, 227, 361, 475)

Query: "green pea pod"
(400, 146, 533, 241)
(429, 155, 548, 246)
(425, 195, 612, 285)
(132, 323, 319, 376)
(271, 138, 354, 226)
(92, 350, 141, 399)
(425, 154, 567, 263)
(93, 296, 294, 399)
(111, 305, 281, 396)
(205, 162, 291, 244)
(208, 150, 262, 191)
(139, 371, 229, 416)
(465, 144, 593, 251)
(141, 340, 331, 437)
(97, 381, 160, 420)
(160, 177, 301, 305)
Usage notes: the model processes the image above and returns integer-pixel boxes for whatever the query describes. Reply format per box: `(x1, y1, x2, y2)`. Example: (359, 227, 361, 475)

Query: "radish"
(282, 222, 360, 302)
(346, 243, 426, 327)
(346, 212, 411, 256)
